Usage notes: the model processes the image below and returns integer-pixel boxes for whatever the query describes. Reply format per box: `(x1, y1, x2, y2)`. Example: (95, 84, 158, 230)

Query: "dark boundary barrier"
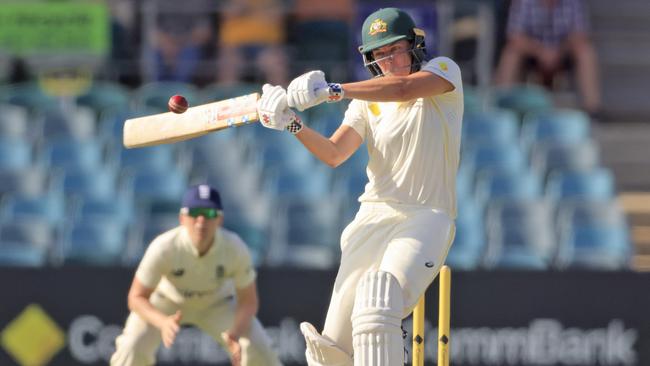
(0, 268, 647, 366)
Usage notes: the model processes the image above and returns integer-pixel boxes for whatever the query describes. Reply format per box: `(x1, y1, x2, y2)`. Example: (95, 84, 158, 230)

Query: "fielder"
(256, 7, 463, 365)
(110, 184, 282, 366)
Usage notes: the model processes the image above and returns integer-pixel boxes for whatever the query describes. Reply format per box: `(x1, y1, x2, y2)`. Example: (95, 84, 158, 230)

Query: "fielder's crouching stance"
(257, 6, 463, 365)
(110, 185, 281, 366)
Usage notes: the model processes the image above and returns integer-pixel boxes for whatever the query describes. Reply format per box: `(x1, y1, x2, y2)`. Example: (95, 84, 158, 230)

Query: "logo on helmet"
(368, 18, 387, 35)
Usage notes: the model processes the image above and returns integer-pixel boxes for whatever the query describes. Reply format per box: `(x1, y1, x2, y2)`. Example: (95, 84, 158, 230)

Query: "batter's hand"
(161, 310, 182, 348)
(257, 84, 296, 131)
(287, 70, 332, 111)
(221, 332, 242, 366)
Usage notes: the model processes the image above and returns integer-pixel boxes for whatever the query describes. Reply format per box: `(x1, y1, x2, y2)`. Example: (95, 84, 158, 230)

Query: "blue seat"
(64, 220, 128, 265)
(0, 104, 30, 139)
(556, 200, 631, 269)
(76, 196, 136, 225)
(522, 108, 590, 147)
(75, 81, 131, 114)
(131, 168, 187, 203)
(0, 82, 58, 112)
(63, 167, 119, 201)
(0, 168, 50, 197)
(134, 82, 198, 112)
(2, 193, 66, 225)
(475, 170, 543, 207)
(200, 82, 260, 104)
(530, 140, 599, 178)
(546, 168, 614, 200)
(0, 244, 48, 267)
(0, 137, 32, 170)
(494, 84, 553, 116)
(447, 199, 485, 270)
(0, 219, 56, 251)
(41, 138, 104, 171)
(462, 109, 519, 144)
(119, 145, 176, 172)
(267, 167, 332, 200)
(464, 142, 526, 175)
(40, 106, 96, 140)
(484, 199, 555, 269)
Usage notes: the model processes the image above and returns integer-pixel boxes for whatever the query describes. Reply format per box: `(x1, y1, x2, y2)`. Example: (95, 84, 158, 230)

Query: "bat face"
(123, 93, 259, 148)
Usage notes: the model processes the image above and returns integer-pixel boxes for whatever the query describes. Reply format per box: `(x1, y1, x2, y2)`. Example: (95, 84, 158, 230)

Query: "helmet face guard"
(361, 28, 428, 77)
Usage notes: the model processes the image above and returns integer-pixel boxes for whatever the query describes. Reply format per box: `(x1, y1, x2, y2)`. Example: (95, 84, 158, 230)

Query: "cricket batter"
(110, 184, 282, 366)
(256, 7, 463, 365)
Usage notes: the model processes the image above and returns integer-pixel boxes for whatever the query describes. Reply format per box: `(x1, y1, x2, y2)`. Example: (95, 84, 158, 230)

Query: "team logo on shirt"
(171, 268, 185, 276)
(368, 19, 387, 35)
(216, 265, 225, 279)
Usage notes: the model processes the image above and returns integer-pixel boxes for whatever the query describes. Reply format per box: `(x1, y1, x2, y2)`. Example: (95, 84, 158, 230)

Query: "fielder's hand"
(287, 71, 344, 111)
(161, 310, 182, 348)
(257, 84, 296, 131)
(221, 332, 242, 366)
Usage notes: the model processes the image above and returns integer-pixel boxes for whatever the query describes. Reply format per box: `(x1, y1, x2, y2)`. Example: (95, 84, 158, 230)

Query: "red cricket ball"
(168, 95, 189, 114)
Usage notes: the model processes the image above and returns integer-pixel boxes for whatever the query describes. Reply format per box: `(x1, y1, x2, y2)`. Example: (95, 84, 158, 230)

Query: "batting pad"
(351, 270, 404, 366)
(300, 322, 353, 366)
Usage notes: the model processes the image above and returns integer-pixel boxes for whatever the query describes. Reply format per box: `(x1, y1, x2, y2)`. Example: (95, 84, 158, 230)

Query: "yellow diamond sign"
(1, 304, 65, 366)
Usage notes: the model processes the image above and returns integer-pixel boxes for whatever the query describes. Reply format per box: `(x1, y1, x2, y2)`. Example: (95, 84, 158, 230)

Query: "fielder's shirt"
(343, 57, 464, 218)
(136, 227, 256, 308)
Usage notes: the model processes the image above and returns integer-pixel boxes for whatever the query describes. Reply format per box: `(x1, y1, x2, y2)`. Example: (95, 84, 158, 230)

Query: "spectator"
(216, 0, 288, 85)
(150, 0, 214, 83)
(494, 0, 601, 114)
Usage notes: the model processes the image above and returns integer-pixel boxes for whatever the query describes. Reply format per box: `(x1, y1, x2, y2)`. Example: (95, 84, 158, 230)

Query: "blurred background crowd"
(1, 0, 649, 273)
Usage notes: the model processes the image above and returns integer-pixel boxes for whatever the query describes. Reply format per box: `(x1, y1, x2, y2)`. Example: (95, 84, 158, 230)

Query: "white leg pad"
(351, 271, 404, 366)
(301, 322, 353, 366)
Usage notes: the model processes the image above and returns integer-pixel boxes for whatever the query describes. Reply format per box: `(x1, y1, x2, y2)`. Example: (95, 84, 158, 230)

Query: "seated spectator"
(216, 0, 288, 85)
(151, 1, 214, 83)
(494, 0, 601, 115)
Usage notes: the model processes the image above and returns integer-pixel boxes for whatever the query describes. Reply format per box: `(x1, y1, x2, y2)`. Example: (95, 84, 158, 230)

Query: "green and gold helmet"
(358, 8, 427, 77)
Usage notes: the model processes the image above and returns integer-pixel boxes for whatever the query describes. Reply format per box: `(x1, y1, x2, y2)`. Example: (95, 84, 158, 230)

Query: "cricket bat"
(123, 93, 259, 148)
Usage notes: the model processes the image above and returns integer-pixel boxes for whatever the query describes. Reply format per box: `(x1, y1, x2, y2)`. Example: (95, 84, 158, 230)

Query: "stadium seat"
(447, 199, 485, 270)
(2, 193, 66, 226)
(200, 82, 260, 104)
(266, 166, 332, 200)
(475, 169, 543, 207)
(0, 244, 48, 267)
(0, 137, 32, 170)
(119, 144, 176, 172)
(521, 108, 591, 147)
(75, 196, 136, 225)
(40, 106, 96, 140)
(64, 220, 129, 265)
(530, 140, 600, 178)
(463, 142, 527, 175)
(0, 82, 58, 112)
(0, 168, 51, 197)
(41, 138, 104, 171)
(0, 219, 57, 251)
(130, 168, 188, 203)
(462, 109, 519, 144)
(546, 168, 615, 200)
(62, 167, 118, 201)
(75, 81, 131, 115)
(0, 104, 30, 139)
(484, 199, 556, 268)
(494, 84, 553, 116)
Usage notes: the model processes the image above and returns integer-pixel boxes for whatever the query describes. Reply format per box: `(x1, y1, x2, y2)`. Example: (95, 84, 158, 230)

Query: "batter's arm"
(341, 71, 454, 102)
(295, 124, 363, 168)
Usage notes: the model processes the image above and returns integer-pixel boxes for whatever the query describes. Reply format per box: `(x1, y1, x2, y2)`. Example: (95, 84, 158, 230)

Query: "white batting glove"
(257, 84, 297, 131)
(287, 71, 344, 111)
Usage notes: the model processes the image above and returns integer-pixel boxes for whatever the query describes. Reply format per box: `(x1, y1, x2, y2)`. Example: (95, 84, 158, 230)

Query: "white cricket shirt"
(342, 57, 463, 218)
(135, 226, 256, 307)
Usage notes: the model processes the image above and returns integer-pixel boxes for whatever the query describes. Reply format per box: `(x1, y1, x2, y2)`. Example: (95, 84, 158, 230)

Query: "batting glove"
(257, 84, 297, 131)
(287, 70, 344, 112)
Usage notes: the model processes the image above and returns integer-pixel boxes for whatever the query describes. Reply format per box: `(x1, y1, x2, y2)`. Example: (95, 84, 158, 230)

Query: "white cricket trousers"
(110, 292, 282, 366)
(323, 202, 455, 355)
